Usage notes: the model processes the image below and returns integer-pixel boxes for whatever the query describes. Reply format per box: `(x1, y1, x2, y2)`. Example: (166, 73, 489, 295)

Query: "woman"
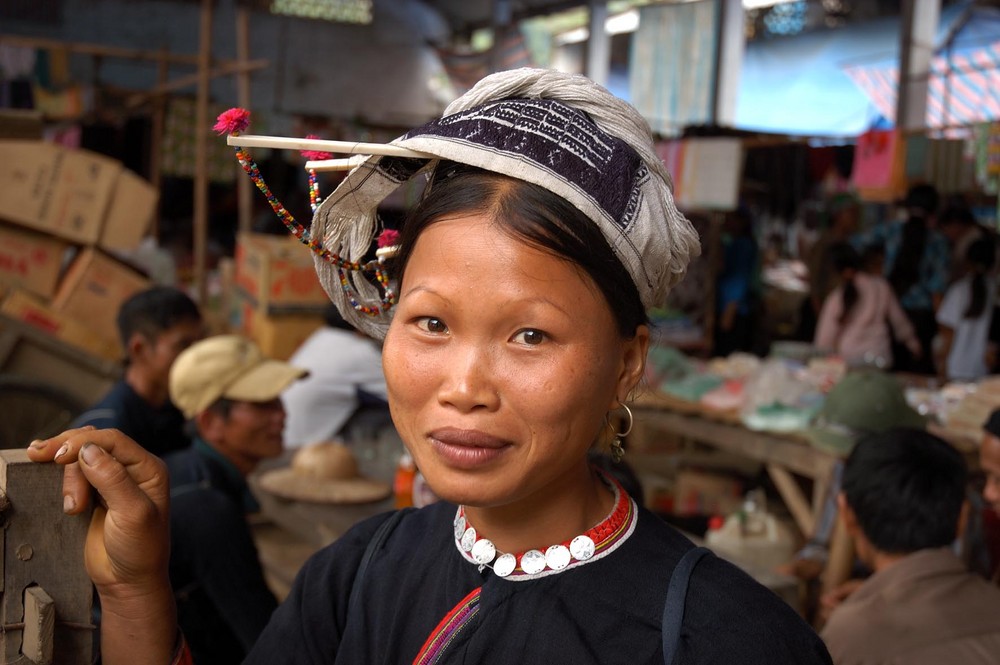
(814, 242, 920, 368)
(936, 236, 998, 381)
(851, 184, 949, 374)
(798, 193, 861, 342)
(28, 69, 830, 664)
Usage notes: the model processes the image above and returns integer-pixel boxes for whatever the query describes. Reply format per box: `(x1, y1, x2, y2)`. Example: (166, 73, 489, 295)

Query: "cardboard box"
(670, 469, 744, 517)
(51, 248, 149, 343)
(0, 141, 157, 250)
(100, 169, 158, 251)
(235, 232, 330, 314)
(0, 223, 71, 299)
(0, 141, 121, 244)
(237, 297, 324, 361)
(1, 289, 120, 361)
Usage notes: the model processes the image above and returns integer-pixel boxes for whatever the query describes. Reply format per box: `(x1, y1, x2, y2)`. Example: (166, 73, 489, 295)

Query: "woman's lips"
(429, 428, 512, 469)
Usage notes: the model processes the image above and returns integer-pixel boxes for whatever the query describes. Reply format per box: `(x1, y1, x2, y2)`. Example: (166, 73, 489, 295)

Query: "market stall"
(624, 346, 990, 608)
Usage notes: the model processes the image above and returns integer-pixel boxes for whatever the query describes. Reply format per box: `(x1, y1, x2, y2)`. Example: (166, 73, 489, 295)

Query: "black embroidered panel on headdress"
(404, 99, 643, 230)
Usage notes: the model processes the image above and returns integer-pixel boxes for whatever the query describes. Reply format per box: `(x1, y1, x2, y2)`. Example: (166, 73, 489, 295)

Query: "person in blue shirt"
(72, 286, 204, 456)
(714, 207, 759, 356)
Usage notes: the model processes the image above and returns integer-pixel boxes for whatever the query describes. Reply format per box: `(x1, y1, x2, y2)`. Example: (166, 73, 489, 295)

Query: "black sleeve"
(679, 556, 833, 665)
(243, 511, 395, 665)
(172, 491, 278, 651)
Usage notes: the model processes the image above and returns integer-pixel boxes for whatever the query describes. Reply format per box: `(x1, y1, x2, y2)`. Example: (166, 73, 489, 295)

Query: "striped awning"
(843, 40, 1000, 129)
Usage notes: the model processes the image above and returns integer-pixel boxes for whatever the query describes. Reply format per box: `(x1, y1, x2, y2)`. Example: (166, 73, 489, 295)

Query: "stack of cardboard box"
(0, 140, 156, 361)
(234, 232, 328, 360)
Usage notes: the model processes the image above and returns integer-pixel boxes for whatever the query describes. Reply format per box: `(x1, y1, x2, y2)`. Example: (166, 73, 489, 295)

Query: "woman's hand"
(27, 427, 177, 665)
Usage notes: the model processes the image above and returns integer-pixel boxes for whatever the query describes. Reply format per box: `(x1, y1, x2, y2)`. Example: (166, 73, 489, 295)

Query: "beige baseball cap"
(169, 334, 308, 419)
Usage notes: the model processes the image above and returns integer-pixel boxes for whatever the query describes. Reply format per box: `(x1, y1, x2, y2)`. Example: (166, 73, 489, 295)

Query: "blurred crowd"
(714, 183, 1000, 384)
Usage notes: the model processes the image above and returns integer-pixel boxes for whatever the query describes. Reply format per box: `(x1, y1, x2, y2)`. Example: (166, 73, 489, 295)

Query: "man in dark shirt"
(166, 334, 307, 665)
(72, 286, 203, 456)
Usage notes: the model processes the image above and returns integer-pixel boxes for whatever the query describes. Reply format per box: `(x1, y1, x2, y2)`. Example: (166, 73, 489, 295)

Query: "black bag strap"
(662, 546, 712, 665)
(348, 507, 415, 617)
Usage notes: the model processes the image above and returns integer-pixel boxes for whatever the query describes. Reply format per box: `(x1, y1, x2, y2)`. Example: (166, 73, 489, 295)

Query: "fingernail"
(63, 495, 76, 513)
(28, 440, 45, 450)
(53, 444, 69, 461)
(80, 443, 101, 466)
(81, 425, 95, 431)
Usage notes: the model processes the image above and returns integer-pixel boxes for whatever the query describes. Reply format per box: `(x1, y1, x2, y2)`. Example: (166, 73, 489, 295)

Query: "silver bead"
(471, 538, 496, 564)
(521, 549, 546, 575)
(494, 553, 517, 577)
(460, 527, 477, 552)
(545, 544, 571, 570)
(570, 535, 595, 561)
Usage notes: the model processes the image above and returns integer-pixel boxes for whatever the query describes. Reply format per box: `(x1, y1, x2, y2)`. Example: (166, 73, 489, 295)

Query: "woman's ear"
(616, 324, 650, 404)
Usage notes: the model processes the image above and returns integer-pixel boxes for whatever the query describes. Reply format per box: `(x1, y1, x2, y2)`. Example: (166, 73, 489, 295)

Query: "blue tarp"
(734, 2, 1000, 136)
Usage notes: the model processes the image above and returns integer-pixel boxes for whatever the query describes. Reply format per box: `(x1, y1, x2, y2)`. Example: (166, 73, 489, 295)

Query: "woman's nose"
(436, 343, 500, 412)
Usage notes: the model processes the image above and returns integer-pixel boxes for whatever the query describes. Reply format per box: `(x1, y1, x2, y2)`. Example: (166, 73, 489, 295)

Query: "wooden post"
(236, 7, 254, 236)
(149, 48, 170, 241)
(0, 450, 91, 664)
(586, 1, 609, 86)
(193, 0, 214, 304)
(822, 518, 855, 598)
(896, 0, 940, 131)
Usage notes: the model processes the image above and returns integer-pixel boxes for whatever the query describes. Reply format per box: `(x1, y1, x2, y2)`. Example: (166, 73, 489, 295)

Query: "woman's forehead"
(402, 215, 606, 305)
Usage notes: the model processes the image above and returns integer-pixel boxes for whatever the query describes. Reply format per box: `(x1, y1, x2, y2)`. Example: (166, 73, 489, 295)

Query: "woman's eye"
(512, 329, 546, 345)
(416, 317, 448, 334)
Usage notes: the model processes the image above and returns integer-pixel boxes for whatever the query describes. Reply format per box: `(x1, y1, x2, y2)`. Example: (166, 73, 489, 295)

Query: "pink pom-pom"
(213, 108, 250, 135)
(377, 229, 400, 248)
(301, 134, 333, 161)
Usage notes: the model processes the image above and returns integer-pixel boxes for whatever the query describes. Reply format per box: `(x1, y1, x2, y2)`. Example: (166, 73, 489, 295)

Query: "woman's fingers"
(76, 442, 166, 523)
(28, 428, 170, 528)
(61, 461, 91, 515)
(28, 428, 171, 591)
(26, 426, 96, 462)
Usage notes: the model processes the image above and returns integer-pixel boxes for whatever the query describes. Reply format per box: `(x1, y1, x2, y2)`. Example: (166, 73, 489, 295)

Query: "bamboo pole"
(305, 156, 368, 171)
(149, 47, 170, 241)
(0, 33, 237, 66)
(126, 59, 268, 108)
(193, 0, 213, 304)
(236, 7, 253, 235)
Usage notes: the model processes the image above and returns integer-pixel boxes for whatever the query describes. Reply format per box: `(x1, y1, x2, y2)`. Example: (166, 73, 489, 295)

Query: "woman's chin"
(419, 474, 505, 508)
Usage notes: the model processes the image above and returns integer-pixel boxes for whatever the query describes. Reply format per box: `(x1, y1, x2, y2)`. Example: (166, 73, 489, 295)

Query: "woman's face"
(383, 213, 647, 508)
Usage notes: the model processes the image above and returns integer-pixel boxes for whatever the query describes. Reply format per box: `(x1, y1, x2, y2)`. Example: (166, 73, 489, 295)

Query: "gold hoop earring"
(610, 404, 633, 464)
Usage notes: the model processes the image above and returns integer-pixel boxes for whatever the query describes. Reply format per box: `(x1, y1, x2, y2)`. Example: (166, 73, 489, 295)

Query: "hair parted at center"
(842, 427, 967, 555)
(391, 163, 647, 338)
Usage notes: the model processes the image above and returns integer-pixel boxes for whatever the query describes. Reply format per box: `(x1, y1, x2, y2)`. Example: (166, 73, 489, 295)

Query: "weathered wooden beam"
(0, 450, 91, 665)
(0, 33, 242, 67)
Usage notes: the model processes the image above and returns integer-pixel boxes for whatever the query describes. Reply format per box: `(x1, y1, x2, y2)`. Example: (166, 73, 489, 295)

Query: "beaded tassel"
(218, 110, 396, 316)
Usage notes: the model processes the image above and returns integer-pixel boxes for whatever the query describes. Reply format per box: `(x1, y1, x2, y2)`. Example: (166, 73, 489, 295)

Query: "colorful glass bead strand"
(214, 108, 396, 315)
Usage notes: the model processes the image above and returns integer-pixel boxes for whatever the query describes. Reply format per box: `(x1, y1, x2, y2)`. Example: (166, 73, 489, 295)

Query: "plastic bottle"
(393, 453, 416, 509)
(705, 488, 796, 571)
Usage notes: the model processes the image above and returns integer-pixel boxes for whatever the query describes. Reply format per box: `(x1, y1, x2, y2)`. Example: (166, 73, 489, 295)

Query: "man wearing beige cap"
(165, 335, 306, 665)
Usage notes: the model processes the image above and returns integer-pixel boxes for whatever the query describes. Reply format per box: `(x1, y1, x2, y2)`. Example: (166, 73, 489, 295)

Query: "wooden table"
(627, 392, 853, 597)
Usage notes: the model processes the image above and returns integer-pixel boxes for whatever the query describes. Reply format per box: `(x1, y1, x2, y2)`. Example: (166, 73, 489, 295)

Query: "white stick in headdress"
(226, 134, 433, 160)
